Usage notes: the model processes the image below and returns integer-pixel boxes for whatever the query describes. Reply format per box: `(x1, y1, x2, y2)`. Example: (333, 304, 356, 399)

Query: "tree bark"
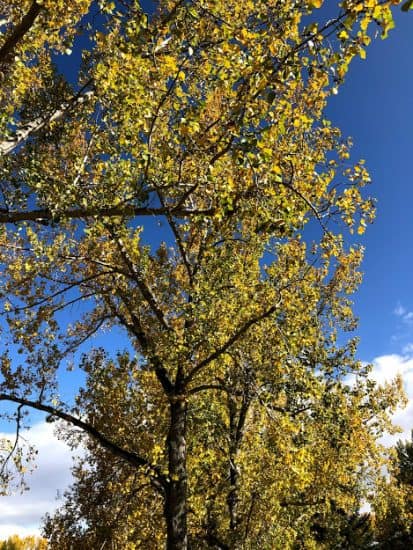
(228, 395, 240, 533)
(227, 385, 251, 547)
(0, 1, 42, 66)
(165, 396, 188, 550)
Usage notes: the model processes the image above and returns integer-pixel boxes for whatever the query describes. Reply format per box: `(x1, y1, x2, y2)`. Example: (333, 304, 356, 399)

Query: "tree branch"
(0, 393, 168, 492)
(185, 305, 277, 384)
(2, 271, 115, 316)
(154, 184, 193, 285)
(0, 1, 42, 66)
(0, 204, 215, 224)
(104, 292, 174, 395)
(187, 384, 227, 395)
(0, 404, 23, 479)
(0, 86, 94, 156)
(105, 223, 170, 332)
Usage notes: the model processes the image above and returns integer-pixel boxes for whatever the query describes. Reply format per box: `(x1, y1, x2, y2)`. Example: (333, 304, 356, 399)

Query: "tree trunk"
(227, 386, 251, 548)
(228, 395, 240, 534)
(165, 396, 188, 550)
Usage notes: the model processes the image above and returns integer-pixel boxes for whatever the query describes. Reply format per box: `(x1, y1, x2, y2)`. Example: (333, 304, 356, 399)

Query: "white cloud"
(368, 352, 413, 447)
(370, 353, 413, 388)
(0, 421, 76, 539)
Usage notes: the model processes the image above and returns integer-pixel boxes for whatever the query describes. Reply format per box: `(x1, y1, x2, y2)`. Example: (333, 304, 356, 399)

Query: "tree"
(0, 535, 47, 550)
(308, 509, 375, 549)
(373, 433, 413, 549)
(0, 1, 404, 549)
(394, 431, 413, 486)
(42, 350, 402, 549)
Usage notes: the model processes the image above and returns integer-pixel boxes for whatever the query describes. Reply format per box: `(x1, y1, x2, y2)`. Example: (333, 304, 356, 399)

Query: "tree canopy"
(0, 1, 405, 548)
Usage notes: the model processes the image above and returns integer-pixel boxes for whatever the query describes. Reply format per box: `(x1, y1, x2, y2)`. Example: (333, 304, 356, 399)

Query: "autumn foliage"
(0, 1, 405, 549)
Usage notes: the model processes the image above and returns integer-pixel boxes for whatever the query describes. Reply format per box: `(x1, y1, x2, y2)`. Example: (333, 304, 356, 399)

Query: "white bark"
(0, 90, 94, 156)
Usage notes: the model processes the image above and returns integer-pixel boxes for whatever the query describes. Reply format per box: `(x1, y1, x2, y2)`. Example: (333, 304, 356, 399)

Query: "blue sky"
(1, 2, 413, 539)
(325, 9, 413, 359)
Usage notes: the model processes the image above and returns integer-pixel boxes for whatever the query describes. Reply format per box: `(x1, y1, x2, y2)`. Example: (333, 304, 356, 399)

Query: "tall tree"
(373, 433, 413, 549)
(0, 1, 403, 548)
(42, 350, 402, 548)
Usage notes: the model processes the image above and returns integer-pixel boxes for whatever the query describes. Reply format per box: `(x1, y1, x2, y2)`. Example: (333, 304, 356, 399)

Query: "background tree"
(306, 509, 375, 549)
(373, 432, 413, 549)
(0, 1, 404, 549)
(0, 535, 47, 550)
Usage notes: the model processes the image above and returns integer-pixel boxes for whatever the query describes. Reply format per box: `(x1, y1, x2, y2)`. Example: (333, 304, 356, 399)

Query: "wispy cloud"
(402, 343, 413, 354)
(394, 302, 413, 325)
(391, 303, 413, 345)
(394, 303, 406, 317)
(0, 422, 75, 539)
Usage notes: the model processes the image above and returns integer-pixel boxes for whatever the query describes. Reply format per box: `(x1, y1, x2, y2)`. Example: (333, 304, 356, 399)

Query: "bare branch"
(2, 271, 115, 316)
(62, 314, 110, 357)
(0, 404, 23, 479)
